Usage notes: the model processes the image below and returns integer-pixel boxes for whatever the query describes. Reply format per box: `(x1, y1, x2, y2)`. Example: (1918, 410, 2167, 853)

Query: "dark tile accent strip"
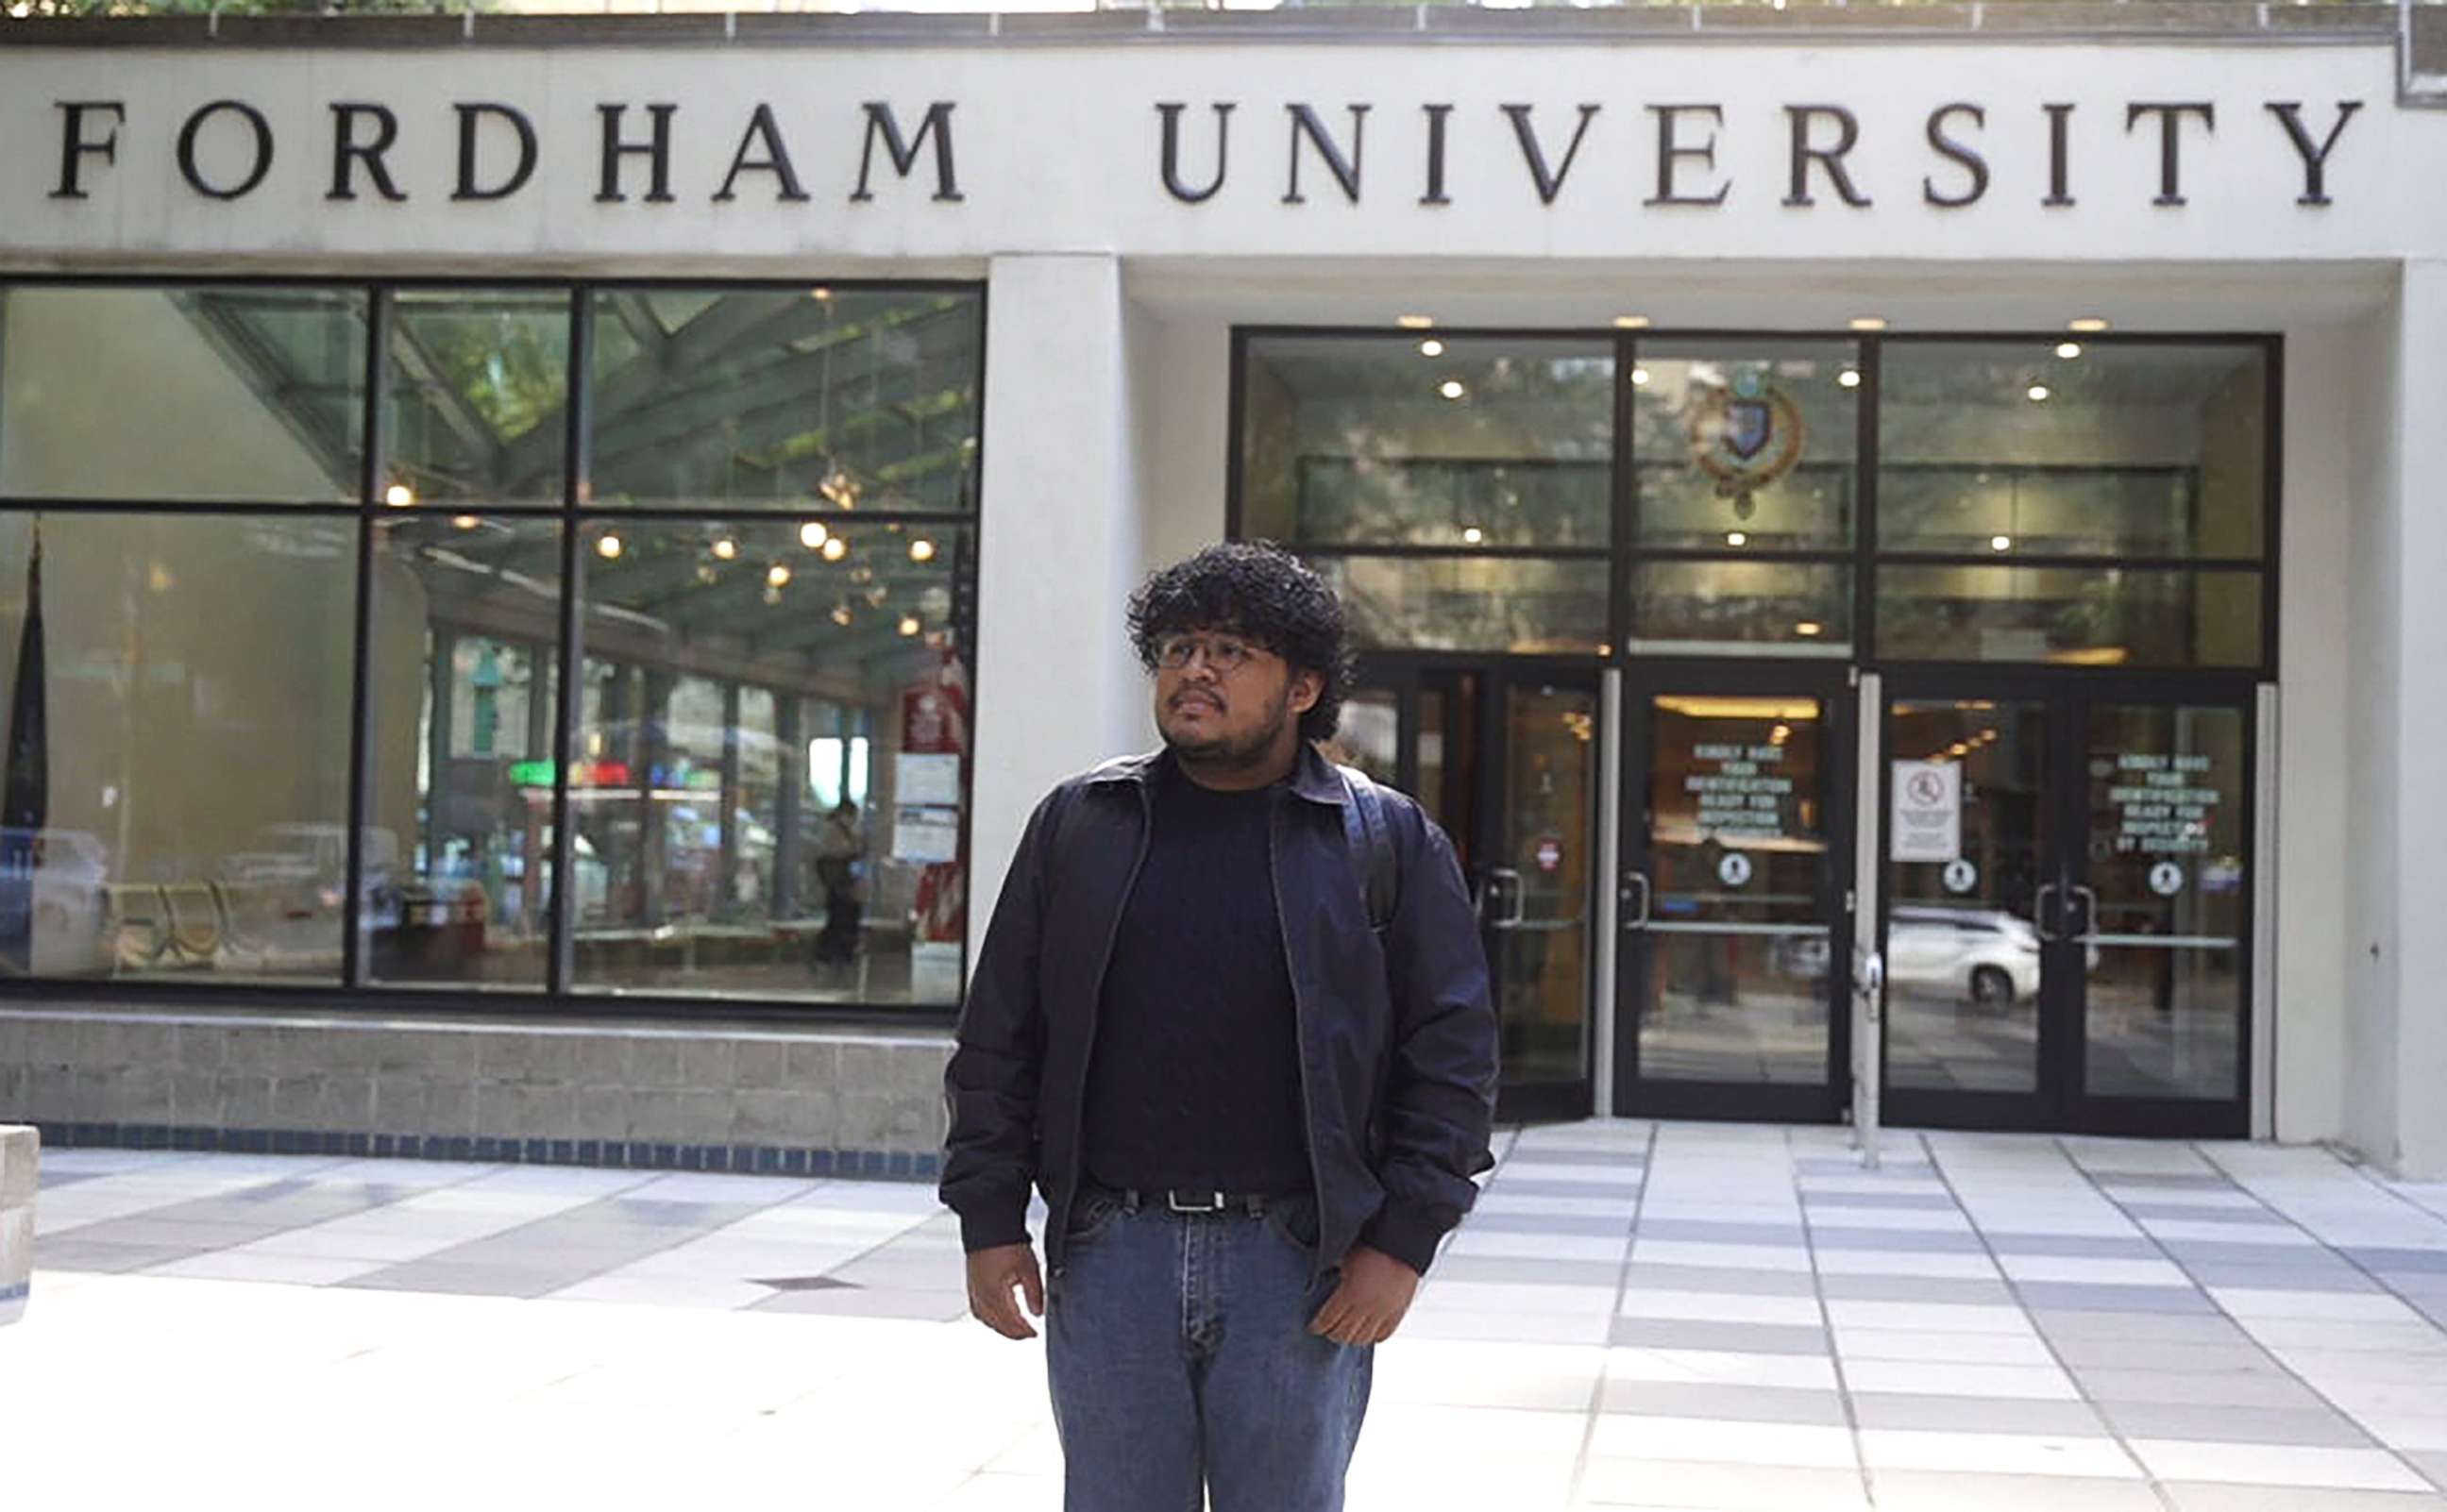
(25, 1118, 937, 1184)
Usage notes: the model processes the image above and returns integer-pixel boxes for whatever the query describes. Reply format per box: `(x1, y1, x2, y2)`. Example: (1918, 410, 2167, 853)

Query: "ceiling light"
(767, 563, 792, 588)
(2027, 384, 2051, 402)
(821, 536, 849, 563)
(1837, 369, 1862, 389)
(899, 614, 922, 638)
(450, 514, 481, 531)
(383, 483, 415, 508)
(1629, 367, 1650, 387)
(909, 538, 937, 563)
(595, 534, 622, 561)
(2055, 342, 2084, 360)
(1439, 379, 1467, 400)
(1727, 531, 1748, 547)
(1849, 316, 1888, 332)
(1418, 339, 1445, 359)
(1460, 526, 1485, 546)
(1612, 315, 1651, 329)
(1795, 621, 1823, 637)
(810, 286, 833, 302)
(711, 537, 738, 562)
(830, 603, 853, 627)
(800, 521, 830, 550)
(1991, 535, 2014, 552)
(1396, 314, 1434, 330)
(2068, 316, 2110, 333)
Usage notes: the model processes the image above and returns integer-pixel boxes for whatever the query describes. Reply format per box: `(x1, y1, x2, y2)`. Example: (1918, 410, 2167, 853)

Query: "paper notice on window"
(896, 752, 963, 808)
(892, 805, 961, 864)
(1889, 760, 1963, 864)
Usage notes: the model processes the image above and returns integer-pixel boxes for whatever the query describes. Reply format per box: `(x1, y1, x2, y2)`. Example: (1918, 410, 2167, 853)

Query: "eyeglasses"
(1154, 633, 1265, 675)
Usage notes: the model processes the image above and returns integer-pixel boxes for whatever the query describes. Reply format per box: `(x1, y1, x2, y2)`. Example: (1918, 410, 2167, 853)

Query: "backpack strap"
(1336, 764, 1399, 932)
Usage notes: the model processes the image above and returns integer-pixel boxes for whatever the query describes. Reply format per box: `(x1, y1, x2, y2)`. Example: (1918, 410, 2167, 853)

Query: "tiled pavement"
(9, 1125, 2447, 1510)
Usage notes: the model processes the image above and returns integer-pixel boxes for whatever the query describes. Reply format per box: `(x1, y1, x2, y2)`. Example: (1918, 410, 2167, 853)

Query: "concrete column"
(1, 1123, 33, 1325)
(2385, 260, 2447, 1177)
(968, 254, 1150, 974)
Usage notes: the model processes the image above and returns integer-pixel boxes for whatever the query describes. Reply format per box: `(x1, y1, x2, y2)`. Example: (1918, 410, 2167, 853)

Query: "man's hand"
(965, 1243, 1045, 1340)
(1308, 1245, 1419, 1346)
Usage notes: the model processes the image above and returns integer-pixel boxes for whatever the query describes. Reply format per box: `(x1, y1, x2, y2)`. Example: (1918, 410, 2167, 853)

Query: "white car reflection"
(1886, 906, 2043, 1006)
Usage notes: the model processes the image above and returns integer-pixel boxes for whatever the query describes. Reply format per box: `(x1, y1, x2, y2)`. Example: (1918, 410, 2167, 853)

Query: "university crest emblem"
(1690, 368, 1806, 520)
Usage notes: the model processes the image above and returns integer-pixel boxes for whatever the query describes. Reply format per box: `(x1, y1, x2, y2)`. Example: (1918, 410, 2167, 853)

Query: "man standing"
(940, 543, 1498, 1512)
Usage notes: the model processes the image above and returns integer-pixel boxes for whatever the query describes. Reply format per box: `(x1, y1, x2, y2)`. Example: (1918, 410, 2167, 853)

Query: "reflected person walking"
(939, 543, 1499, 1512)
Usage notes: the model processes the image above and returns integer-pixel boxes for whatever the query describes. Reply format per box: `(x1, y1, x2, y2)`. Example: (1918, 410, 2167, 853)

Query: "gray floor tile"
(2345, 1249, 2447, 1274)
(1607, 1317, 1830, 1354)
(2182, 1262, 2382, 1291)
(1632, 1217, 1808, 1246)
(1849, 1391, 2113, 1436)
(1620, 1262, 1818, 1297)
(1800, 1189, 1959, 1212)
(34, 1169, 106, 1189)
(1464, 1211, 1636, 1237)
(2163, 1238, 2354, 1266)
(2075, 1366, 2330, 1409)
(2097, 1173, 2242, 1190)
(583, 1199, 778, 1228)
(1431, 1253, 1626, 1287)
(1796, 1157, 1935, 1177)
(2014, 1280, 2218, 1313)
(33, 1238, 211, 1273)
(1597, 1379, 1848, 1425)
(339, 1262, 604, 1300)
(2120, 1201, 2284, 1225)
(1505, 1148, 1645, 1169)
(2096, 1399, 2375, 1447)
(2161, 1487, 2447, 1512)
(1816, 1273, 2021, 1305)
(55, 1216, 286, 1249)
(2032, 1308, 2256, 1344)
(1985, 1233, 2168, 1259)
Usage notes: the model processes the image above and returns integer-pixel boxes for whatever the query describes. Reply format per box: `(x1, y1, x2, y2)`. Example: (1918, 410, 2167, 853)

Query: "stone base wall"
(0, 1007, 953, 1180)
(2, 1124, 33, 1325)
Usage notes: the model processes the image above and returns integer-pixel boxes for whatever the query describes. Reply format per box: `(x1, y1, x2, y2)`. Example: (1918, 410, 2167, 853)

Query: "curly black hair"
(1126, 542, 1354, 744)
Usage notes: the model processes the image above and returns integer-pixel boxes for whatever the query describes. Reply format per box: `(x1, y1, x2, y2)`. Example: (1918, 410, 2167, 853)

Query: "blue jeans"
(1047, 1189, 1373, 1512)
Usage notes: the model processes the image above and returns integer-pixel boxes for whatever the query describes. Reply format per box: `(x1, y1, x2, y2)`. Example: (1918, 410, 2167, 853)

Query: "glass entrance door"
(1342, 659, 1598, 1121)
(1880, 678, 2253, 1135)
(1614, 663, 1854, 1121)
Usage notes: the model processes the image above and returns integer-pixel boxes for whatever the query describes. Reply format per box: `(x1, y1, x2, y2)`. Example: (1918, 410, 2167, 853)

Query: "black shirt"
(1080, 764, 1312, 1195)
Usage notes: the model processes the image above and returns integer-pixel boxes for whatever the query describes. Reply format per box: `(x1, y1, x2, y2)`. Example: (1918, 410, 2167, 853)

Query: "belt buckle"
(1167, 1189, 1226, 1214)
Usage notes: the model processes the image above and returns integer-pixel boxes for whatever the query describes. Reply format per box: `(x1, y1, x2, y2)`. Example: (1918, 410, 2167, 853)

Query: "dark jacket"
(939, 744, 1499, 1280)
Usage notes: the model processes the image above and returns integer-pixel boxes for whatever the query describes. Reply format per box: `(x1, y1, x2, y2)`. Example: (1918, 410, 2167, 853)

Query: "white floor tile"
(1841, 1358, 2080, 1401)
(1997, 1255, 2196, 1286)
(1616, 1288, 1827, 1327)
(1631, 1239, 1816, 1273)
(2124, 1439, 2435, 1492)
(1814, 1249, 2003, 1280)
(1588, 1415, 1860, 1469)
(1858, 1429, 2144, 1479)
(1604, 1346, 1842, 1390)
(1823, 1299, 2035, 1335)
(1833, 1327, 2059, 1367)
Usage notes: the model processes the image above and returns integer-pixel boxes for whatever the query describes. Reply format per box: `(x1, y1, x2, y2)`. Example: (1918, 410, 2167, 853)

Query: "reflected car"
(221, 824, 404, 925)
(1887, 905, 2042, 1007)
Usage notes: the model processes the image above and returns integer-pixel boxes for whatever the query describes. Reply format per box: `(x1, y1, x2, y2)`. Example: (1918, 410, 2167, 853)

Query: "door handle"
(1618, 870, 1651, 931)
(2034, 882, 2060, 943)
(2069, 884, 2099, 943)
(1488, 866, 1526, 931)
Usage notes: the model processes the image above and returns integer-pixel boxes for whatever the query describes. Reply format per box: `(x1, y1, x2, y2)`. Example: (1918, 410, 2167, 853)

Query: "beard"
(1161, 682, 1293, 768)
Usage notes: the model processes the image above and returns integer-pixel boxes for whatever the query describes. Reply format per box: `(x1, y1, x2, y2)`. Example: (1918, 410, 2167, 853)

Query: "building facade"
(1, 4, 2444, 1176)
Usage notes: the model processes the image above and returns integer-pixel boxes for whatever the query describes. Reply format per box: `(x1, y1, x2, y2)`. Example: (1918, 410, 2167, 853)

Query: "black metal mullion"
(547, 286, 593, 999)
(1611, 332, 1639, 659)
(340, 287, 393, 992)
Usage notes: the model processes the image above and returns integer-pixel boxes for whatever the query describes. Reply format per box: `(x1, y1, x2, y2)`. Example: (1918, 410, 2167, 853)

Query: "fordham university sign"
(44, 94, 2366, 212)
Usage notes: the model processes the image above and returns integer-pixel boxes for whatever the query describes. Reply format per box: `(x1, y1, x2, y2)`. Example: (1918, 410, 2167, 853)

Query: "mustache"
(1169, 690, 1224, 710)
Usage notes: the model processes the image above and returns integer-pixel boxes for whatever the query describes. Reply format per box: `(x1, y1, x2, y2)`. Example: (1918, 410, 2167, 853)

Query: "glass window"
(1632, 340, 1859, 551)
(1630, 562, 1853, 655)
(1880, 341, 2267, 560)
(385, 290, 570, 509)
(0, 511, 356, 983)
(567, 518, 970, 1005)
(1314, 555, 1609, 654)
(364, 514, 562, 991)
(587, 287, 984, 513)
(1241, 335, 1613, 548)
(1878, 565, 2262, 667)
(0, 285, 366, 504)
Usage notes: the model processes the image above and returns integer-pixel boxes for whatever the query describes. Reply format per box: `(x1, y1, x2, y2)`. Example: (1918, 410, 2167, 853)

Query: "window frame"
(0, 273, 987, 1026)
